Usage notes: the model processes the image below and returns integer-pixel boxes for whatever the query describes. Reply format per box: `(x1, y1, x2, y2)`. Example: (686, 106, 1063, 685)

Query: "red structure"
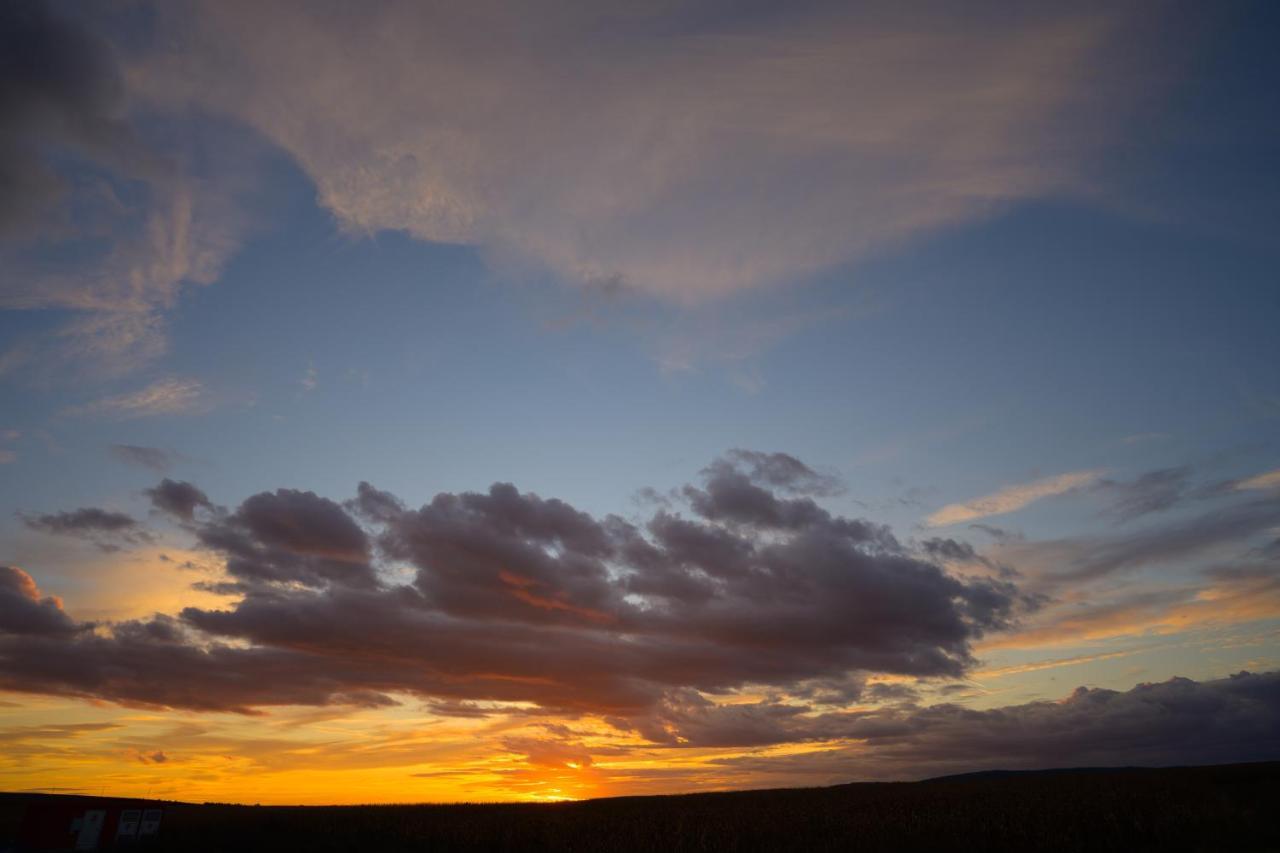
(16, 796, 163, 851)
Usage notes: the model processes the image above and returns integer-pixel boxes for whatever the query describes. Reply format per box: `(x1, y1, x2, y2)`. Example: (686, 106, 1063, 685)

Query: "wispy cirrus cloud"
(133, 1, 1155, 305)
(65, 377, 207, 420)
(0, 1, 1178, 379)
(1237, 468, 1280, 491)
(924, 470, 1105, 528)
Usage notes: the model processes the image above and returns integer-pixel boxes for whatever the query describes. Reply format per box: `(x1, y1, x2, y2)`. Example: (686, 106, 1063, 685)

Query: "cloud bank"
(708, 671, 1280, 780)
(2, 452, 1021, 720)
(2, 452, 1278, 777)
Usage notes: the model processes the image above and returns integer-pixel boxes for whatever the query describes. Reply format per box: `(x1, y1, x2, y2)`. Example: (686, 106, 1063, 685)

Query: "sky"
(1, 0, 1279, 804)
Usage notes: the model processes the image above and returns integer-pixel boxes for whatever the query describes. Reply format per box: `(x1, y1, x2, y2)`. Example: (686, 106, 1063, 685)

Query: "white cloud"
(925, 470, 1104, 527)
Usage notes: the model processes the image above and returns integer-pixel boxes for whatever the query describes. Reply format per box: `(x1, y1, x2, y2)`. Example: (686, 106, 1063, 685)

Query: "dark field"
(4, 762, 1279, 852)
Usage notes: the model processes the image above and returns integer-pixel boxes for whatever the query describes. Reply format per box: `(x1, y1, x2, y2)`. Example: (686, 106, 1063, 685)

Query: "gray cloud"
(145, 478, 211, 521)
(0, 453, 1023, 718)
(5, 460, 1278, 776)
(697, 671, 1280, 780)
(681, 453, 855, 532)
(1040, 493, 1280, 583)
(834, 670, 1280, 777)
(195, 488, 376, 590)
(596, 670, 1280, 764)
(0, 565, 81, 636)
(19, 506, 151, 550)
(1093, 467, 1192, 522)
(920, 537, 981, 563)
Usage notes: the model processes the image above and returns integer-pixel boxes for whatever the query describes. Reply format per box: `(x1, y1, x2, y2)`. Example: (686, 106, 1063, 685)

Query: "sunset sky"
(1, 0, 1279, 804)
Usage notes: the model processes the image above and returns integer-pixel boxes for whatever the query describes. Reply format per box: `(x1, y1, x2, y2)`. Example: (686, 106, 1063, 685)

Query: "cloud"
(840, 671, 1280, 775)
(21, 507, 138, 535)
(20, 507, 153, 551)
(0, 452, 1023, 717)
(980, 561, 1280, 651)
(1092, 467, 1191, 522)
(706, 671, 1280, 777)
(680, 453, 854, 531)
(1035, 493, 1280, 584)
(110, 444, 180, 473)
(0, 2, 262, 379)
(0, 566, 81, 636)
(925, 470, 1104, 527)
(65, 377, 206, 419)
(195, 488, 376, 590)
(719, 449, 844, 497)
(145, 478, 212, 521)
(0, 450, 14, 465)
(1237, 468, 1280, 491)
(130, 1, 1152, 305)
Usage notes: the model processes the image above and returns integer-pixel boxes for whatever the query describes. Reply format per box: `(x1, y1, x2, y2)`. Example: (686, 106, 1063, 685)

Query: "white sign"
(117, 809, 142, 839)
(139, 809, 163, 836)
(75, 810, 105, 851)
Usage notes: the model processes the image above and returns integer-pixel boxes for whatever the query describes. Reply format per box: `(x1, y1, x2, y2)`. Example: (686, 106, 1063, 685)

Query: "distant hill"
(4, 761, 1278, 852)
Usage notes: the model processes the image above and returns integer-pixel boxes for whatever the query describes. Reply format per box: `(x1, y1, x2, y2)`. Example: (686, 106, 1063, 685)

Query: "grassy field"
(4, 761, 1278, 852)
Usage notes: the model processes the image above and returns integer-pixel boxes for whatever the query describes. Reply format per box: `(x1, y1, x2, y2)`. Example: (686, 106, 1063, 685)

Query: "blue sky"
(0, 0, 1278, 802)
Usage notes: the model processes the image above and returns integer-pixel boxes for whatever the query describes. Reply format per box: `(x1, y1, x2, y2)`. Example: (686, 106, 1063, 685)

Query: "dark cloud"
(650, 671, 1280, 766)
(0, 452, 1023, 720)
(145, 478, 211, 521)
(1093, 467, 1191, 522)
(6, 454, 1279, 776)
(0, 0, 133, 235)
(19, 506, 151, 550)
(195, 488, 376, 589)
(0, 614, 400, 713)
(683, 464, 837, 531)
(0, 565, 81, 636)
(834, 671, 1280, 777)
(110, 444, 179, 473)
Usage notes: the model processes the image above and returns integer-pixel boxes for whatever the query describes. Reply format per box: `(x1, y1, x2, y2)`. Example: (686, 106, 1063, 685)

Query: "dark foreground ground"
(3, 761, 1278, 852)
